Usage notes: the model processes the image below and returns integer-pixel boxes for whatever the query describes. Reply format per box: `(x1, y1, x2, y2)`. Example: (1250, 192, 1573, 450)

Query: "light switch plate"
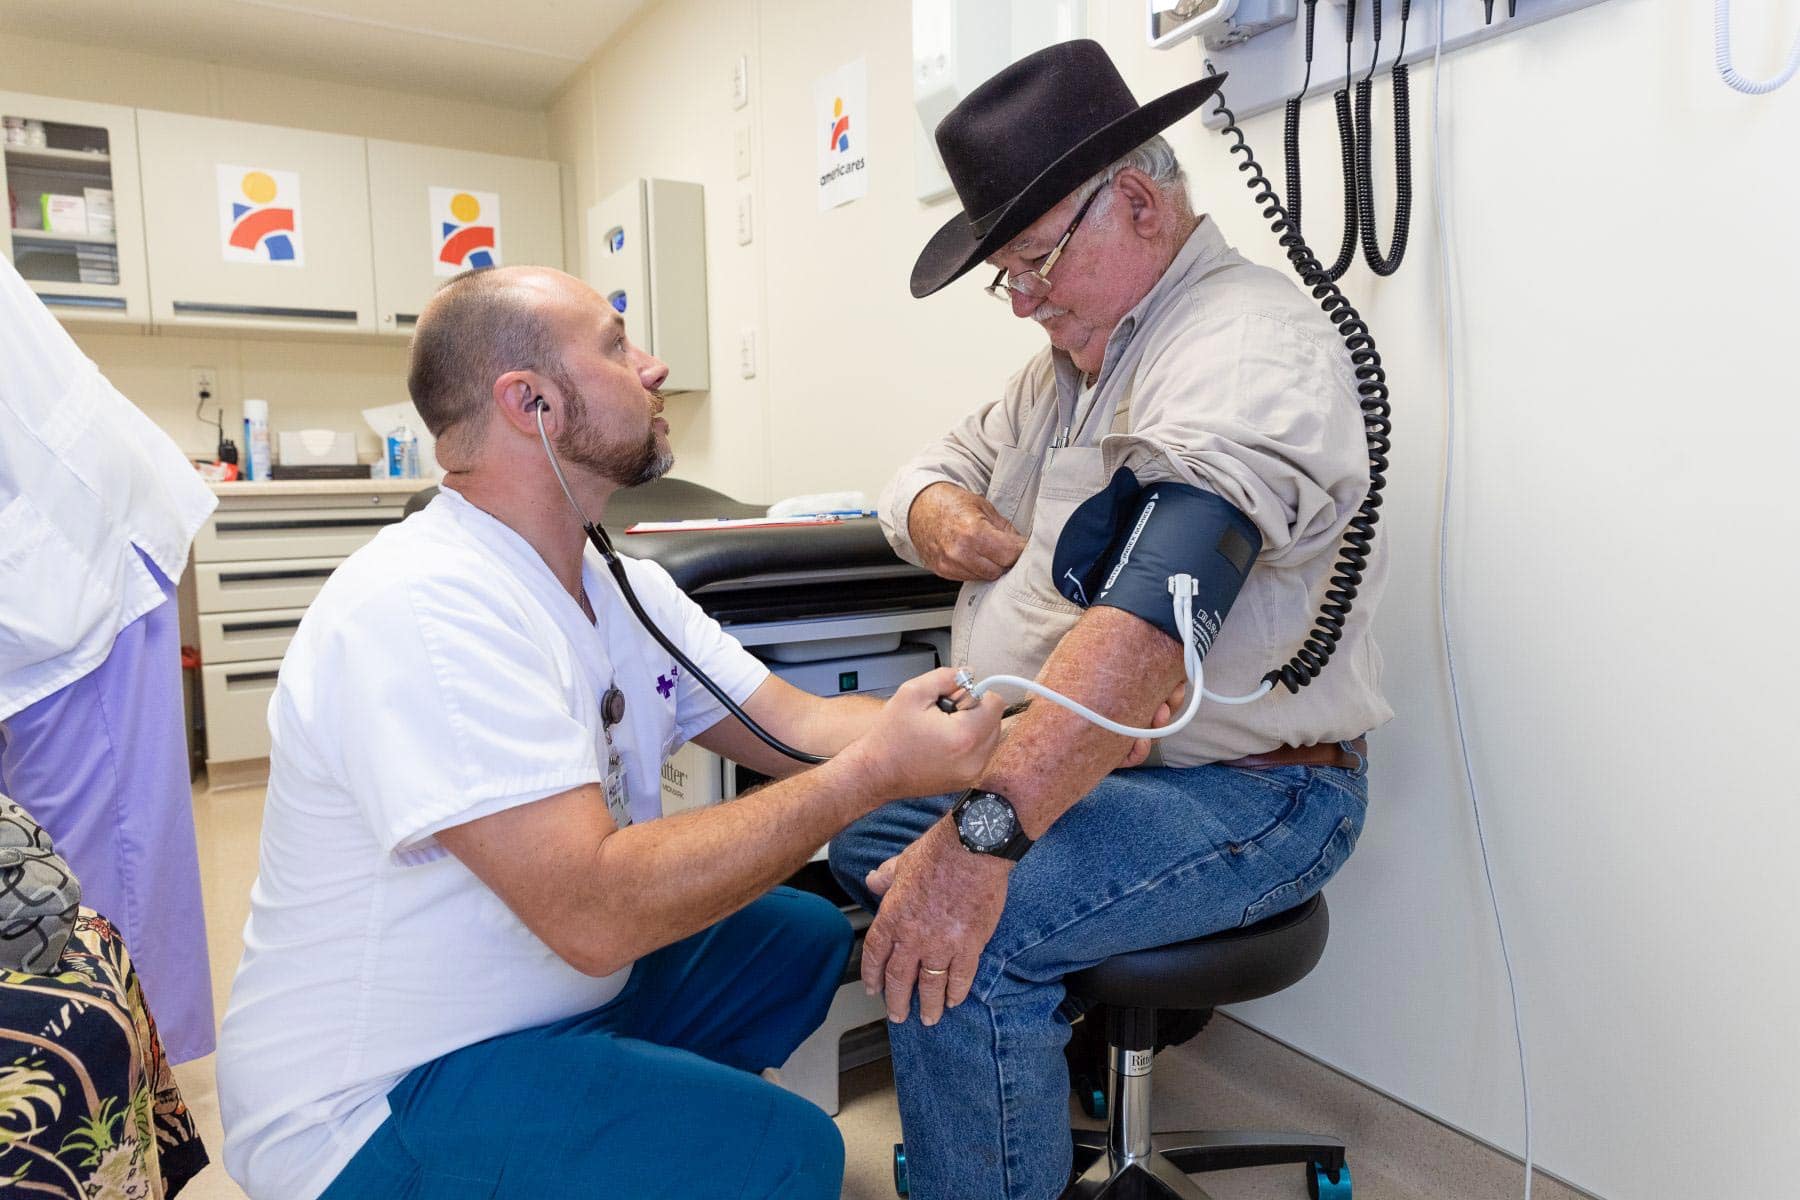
(738, 328, 757, 379)
(734, 127, 753, 179)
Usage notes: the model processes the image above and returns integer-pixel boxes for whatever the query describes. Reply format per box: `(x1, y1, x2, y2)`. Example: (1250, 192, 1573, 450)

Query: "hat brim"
(910, 73, 1227, 299)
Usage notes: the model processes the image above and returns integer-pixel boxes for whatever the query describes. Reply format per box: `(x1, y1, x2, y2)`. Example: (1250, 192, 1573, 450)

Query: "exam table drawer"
(195, 557, 341, 612)
(194, 505, 404, 562)
(201, 658, 282, 763)
(199, 607, 308, 664)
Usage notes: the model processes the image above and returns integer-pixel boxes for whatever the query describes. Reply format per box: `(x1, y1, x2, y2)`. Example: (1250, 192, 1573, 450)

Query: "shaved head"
(407, 266, 574, 463)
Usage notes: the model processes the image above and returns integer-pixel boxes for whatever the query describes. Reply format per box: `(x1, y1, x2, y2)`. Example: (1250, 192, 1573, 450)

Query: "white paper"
(429, 187, 502, 277)
(217, 165, 305, 266)
(815, 58, 870, 211)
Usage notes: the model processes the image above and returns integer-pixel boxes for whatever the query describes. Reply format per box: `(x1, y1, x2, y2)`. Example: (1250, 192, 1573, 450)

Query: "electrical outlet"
(731, 55, 750, 109)
(738, 329, 757, 379)
(190, 366, 218, 406)
(735, 191, 754, 246)
(734, 127, 753, 179)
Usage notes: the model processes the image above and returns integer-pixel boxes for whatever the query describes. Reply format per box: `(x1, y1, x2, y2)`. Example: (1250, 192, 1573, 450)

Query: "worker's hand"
(842, 668, 1004, 802)
(860, 818, 1009, 1027)
(907, 483, 1027, 582)
(1117, 681, 1184, 770)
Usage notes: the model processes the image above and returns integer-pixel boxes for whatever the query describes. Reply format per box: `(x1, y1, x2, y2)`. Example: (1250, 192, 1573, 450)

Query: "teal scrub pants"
(319, 886, 852, 1200)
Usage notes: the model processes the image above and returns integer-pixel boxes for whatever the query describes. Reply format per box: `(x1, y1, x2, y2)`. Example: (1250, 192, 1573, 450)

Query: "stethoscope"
(532, 395, 829, 765)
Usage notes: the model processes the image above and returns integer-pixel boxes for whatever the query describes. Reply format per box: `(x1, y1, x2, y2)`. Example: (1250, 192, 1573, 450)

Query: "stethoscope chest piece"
(601, 685, 627, 729)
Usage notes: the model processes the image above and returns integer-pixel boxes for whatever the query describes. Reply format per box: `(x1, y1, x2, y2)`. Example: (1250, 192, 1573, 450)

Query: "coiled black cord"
(1207, 69, 1393, 693)
(1354, 0, 1414, 276)
(1283, 0, 1361, 283)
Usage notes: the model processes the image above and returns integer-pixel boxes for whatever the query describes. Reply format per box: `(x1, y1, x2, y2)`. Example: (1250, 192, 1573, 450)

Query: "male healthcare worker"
(0, 255, 216, 1065)
(216, 265, 1007, 1200)
(829, 42, 1393, 1200)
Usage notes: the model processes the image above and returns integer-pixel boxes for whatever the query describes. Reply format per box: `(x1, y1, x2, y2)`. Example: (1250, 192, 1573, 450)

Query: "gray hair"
(1078, 135, 1191, 216)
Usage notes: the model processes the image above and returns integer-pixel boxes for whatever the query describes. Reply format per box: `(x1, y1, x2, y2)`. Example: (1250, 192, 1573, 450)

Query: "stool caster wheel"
(1307, 1159, 1351, 1200)
(893, 1143, 909, 1197)
(1074, 1077, 1106, 1120)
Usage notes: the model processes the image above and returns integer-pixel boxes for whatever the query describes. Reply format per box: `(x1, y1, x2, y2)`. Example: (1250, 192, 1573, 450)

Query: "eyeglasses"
(984, 182, 1108, 303)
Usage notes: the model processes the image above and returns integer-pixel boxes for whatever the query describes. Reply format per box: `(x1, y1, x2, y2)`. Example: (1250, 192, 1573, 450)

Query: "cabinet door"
(365, 139, 562, 336)
(137, 109, 376, 334)
(0, 92, 150, 325)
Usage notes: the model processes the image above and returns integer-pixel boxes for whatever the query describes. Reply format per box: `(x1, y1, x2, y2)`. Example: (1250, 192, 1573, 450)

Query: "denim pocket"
(1241, 814, 1359, 927)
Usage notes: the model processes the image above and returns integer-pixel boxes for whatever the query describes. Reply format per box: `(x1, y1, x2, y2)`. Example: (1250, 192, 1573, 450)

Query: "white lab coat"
(0, 256, 216, 720)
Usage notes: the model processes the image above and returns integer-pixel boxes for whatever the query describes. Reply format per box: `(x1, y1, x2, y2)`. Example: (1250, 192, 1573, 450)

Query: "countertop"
(208, 478, 431, 498)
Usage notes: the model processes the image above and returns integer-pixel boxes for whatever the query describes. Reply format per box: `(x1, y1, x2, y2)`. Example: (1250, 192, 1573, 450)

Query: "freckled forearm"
(975, 606, 1186, 838)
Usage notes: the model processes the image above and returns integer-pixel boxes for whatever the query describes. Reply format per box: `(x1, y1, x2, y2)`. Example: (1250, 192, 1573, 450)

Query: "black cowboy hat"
(911, 40, 1225, 299)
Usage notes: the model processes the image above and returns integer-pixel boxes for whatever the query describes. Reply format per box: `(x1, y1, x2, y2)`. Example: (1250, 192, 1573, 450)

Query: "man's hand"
(907, 482, 1027, 582)
(1117, 681, 1185, 770)
(859, 819, 1009, 1027)
(837, 668, 1004, 803)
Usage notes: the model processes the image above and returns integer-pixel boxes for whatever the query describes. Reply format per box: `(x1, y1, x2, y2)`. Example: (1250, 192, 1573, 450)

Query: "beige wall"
(2, 32, 550, 459)
(551, 4, 1800, 1199)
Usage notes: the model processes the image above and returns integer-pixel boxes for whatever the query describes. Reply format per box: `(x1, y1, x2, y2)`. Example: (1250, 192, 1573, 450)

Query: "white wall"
(555, 2, 1800, 1197)
(1, 32, 550, 459)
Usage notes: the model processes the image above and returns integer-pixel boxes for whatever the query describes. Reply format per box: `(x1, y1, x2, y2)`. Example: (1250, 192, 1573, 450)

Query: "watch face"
(960, 795, 1016, 850)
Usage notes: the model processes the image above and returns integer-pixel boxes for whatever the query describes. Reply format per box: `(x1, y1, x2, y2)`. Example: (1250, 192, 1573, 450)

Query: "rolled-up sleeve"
(879, 361, 1041, 565)
(1100, 306, 1367, 566)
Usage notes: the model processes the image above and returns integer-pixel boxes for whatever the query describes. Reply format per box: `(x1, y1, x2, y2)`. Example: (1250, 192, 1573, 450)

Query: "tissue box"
(277, 429, 358, 466)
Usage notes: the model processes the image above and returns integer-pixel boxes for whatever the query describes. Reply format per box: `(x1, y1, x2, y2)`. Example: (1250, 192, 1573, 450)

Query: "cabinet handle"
(224, 669, 281, 688)
(392, 313, 419, 328)
(172, 301, 360, 323)
(220, 618, 304, 635)
(215, 517, 398, 533)
(38, 294, 128, 311)
(217, 567, 336, 584)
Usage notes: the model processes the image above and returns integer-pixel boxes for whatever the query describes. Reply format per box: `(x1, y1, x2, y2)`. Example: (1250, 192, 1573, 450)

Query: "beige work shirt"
(881, 218, 1391, 766)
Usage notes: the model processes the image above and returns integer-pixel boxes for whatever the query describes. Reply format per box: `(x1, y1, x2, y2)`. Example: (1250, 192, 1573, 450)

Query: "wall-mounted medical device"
(585, 178, 710, 393)
(1147, 0, 1298, 51)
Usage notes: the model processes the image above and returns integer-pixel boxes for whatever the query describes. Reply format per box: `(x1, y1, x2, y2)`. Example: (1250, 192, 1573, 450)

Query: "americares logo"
(431, 187, 502, 278)
(818, 94, 867, 189)
(218, 166, 304, 265)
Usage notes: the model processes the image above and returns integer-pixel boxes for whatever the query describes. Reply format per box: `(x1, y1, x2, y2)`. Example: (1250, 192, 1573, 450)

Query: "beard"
(551, 369, 674, 489)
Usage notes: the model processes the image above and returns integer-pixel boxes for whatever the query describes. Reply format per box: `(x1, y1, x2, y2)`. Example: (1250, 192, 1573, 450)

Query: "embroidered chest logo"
(656, 664, 680, 700)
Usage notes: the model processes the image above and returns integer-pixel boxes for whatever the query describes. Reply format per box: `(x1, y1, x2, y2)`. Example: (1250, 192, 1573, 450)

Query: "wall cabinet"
(365, 139, 563, 335)
(0, 93, 150, 324)
(136, 109, 379, 335)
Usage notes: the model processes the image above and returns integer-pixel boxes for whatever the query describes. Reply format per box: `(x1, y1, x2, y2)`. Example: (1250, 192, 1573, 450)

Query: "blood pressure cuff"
(1052, 468, 1261, 657)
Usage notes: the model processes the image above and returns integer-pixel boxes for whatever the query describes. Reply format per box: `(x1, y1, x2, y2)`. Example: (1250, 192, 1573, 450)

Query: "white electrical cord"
(1715, 0, 1800, 94)
(1432, 4, 1535, 1197)
(956, 575, 1274, 738)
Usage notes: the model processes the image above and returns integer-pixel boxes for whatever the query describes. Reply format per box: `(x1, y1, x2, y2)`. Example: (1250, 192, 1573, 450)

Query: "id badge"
(601, 728, 631, 828)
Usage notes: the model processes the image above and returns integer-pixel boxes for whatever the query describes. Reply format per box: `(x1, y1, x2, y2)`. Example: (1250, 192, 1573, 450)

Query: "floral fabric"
(0, 909, 207, 1198)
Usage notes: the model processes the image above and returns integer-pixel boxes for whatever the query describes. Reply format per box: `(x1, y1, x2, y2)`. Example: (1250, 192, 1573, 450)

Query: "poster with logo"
(217, 165, 304, 266)
(815, 58, 869, 211)
(430, 187, 503, 276)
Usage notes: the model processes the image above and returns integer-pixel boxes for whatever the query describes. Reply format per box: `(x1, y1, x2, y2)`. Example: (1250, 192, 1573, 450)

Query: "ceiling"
(0, 0, 651, 109)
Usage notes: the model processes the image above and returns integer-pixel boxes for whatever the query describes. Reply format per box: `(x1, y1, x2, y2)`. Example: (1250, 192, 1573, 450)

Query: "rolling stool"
(1063, 893, 1348, 1199)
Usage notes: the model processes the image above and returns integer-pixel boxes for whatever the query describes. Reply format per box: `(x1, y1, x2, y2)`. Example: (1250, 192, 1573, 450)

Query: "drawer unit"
(195, 556, 341, 613)
(199, 607, 309, 665)
(192, 505, 402, 562)
(201, 658, 283, 763)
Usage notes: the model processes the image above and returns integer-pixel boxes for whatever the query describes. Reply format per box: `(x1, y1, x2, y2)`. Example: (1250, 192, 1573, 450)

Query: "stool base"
(1064, 1129, 1348, 1199)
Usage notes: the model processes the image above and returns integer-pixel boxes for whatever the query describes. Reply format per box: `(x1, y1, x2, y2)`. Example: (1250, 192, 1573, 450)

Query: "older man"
(829, 41, 1392, 1200)
(216, 265, 1004, 1200)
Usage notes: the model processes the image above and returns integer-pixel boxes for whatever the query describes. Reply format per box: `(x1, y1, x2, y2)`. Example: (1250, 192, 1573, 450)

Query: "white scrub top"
(216, 483, 770, 1200)
(0, 256, 216, 720)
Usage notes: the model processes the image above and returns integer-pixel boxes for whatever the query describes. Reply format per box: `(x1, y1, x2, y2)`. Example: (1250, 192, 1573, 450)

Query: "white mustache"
(1030, 304, 1069, 325)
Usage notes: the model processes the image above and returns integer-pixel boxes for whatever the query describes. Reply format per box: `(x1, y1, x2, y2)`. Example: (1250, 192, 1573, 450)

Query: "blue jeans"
(319, 886, 851, 1200)
(829, 755, 1370, 1200)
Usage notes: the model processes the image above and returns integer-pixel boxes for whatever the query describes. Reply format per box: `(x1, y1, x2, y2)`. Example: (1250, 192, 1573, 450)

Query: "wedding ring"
(920, 966, 949, 977)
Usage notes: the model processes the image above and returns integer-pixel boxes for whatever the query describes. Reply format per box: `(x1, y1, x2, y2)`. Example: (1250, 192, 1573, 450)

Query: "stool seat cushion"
(1066, 895, 1329, 1011)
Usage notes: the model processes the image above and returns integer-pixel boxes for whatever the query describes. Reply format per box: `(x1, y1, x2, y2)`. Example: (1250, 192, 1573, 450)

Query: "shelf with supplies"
(0, 92, 146, 322)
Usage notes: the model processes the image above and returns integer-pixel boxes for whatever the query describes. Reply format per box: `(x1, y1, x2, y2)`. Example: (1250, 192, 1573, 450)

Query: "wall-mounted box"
(586, 178, 709, 394)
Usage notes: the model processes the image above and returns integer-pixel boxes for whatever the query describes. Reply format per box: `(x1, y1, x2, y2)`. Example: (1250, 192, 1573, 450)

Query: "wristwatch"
(950, 788, 1034, 861)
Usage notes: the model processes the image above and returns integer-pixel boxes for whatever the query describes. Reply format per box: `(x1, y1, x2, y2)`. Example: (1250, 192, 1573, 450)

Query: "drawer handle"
(37, 293, 128, 311)
(224, 670, 281, 689)
(172, 301, 360, 323)
(218, 567, 336, 584)
(392, 312, 419, 328)
(221, 618, 303, 635)
(215, 517, 398, 533)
